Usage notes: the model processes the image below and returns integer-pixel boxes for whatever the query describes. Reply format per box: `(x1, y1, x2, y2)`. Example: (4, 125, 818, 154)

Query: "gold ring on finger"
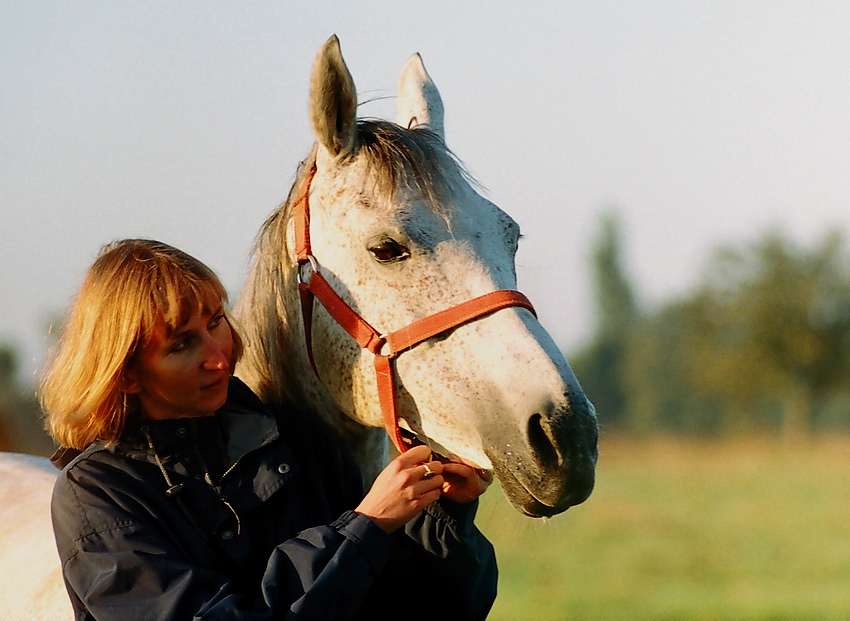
(422, 463, 436, 479)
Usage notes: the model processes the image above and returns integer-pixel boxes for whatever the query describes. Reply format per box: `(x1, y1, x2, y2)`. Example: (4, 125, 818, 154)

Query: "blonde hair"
(41, 239, 243, 449)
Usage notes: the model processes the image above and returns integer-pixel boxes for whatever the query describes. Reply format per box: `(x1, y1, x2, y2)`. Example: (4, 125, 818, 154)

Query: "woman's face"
(126, 297, 234, 421)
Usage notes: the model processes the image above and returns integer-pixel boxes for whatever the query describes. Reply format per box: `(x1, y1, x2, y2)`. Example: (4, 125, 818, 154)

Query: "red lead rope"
(294, 165, 537, 453)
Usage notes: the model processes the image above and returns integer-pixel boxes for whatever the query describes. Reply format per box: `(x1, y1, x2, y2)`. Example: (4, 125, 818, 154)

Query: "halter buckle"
(297, 254, 319, 285)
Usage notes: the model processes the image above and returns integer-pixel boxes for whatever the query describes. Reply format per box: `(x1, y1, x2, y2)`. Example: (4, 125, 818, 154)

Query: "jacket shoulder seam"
(74, 519, 139, 543)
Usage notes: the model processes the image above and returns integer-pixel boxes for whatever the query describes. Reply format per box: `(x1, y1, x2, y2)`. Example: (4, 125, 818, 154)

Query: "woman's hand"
(439, 463, 493, 504)
(355, 445, 445, 533)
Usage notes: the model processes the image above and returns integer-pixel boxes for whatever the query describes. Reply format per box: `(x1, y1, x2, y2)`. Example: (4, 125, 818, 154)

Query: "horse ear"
(396, 53, 444, 139)
(310, 35, 358, 158)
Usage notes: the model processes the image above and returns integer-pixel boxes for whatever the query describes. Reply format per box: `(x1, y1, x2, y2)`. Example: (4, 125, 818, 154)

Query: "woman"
(42, 239, 497, 620)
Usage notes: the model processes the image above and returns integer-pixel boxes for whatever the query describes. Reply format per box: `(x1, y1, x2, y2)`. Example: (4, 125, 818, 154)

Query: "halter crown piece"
(293, 165, 537, 454)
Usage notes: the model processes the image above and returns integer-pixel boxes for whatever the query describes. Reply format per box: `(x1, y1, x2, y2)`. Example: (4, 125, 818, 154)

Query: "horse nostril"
(527, 412, 562, 469)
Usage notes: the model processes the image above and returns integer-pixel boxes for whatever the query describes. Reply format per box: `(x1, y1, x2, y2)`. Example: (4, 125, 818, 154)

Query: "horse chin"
(491, 459, 596, 518)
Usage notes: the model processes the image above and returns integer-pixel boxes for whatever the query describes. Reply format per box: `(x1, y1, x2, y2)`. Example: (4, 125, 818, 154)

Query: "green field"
(476, 434, 850, 620)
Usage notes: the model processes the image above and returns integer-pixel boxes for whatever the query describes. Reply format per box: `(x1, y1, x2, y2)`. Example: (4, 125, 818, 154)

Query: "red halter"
(293, 165, 537, 453)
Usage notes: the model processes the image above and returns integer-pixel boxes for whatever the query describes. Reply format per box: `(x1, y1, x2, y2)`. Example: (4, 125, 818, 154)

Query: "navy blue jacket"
(51, 378, 497, 620)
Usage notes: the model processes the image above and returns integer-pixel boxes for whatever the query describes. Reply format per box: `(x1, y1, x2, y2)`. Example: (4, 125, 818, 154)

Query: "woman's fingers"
(355, 446, 448, 533)
(396, 444, 432, 467)
(417, 458, 443, 480)
(397, 444, 446, 487)
(357, 442, 495, 533)
(439, 462, 493, 503)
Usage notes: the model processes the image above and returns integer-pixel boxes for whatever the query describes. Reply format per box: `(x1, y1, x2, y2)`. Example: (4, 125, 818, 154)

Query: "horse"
(0, 35, 598, 620)
(0, 452, 71, 618)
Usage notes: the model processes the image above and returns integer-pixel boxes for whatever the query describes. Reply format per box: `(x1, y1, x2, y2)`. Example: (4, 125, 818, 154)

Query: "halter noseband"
(293, 165, 536, 453)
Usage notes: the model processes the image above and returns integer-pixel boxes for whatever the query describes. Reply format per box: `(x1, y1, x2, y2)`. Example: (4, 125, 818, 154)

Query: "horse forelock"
(354, 119, 476, 217)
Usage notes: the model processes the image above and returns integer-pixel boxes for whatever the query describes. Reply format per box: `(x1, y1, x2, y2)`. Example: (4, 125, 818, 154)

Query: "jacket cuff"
(427, 498, 479, 534)
(332, 510, 392, 574)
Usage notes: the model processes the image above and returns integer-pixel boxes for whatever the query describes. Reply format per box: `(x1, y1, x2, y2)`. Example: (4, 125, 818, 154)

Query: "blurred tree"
(0, 345, 16, 394)
(0, 342, 53, 455)
(683, 230, 850, 437)
(572, 213, 639, 428)
(622, 302, 723, 434)
(0, 344, 19, 450)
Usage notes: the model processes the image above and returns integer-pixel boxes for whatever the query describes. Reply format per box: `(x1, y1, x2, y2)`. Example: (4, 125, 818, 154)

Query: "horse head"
(237, 36, 598, 517)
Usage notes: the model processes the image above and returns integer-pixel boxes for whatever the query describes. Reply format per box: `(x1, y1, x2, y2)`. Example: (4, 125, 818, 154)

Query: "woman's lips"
(202, 375, 228, 391)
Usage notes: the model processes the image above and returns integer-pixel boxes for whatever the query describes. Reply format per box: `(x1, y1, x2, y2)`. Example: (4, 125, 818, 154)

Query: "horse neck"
(233, 259, 300, 405)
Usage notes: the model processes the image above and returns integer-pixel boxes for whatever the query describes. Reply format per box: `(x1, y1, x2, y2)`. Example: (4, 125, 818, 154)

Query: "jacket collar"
(119, 377, 279, 467)
(51, 378, 278, 471)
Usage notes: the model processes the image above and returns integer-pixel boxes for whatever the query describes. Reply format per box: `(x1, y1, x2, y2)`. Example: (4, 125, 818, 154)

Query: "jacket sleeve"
(299, 409, 498, 620)
(52, 468, 393, 621)
(400, 497, 498, 620)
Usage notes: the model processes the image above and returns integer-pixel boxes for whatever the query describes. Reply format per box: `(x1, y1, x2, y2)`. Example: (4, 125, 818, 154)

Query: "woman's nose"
(202, 338, 230, 371)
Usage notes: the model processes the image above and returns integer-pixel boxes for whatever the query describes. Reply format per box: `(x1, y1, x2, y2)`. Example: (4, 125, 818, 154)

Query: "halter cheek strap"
(293, 165, 537, 453)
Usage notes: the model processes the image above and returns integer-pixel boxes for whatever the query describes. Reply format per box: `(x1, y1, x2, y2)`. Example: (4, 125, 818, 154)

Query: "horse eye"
(369, 239, 410, 264)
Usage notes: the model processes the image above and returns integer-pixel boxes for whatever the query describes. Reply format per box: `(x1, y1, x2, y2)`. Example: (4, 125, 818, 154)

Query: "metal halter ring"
(297, 254, 319, 285)
(422, 463, 436, 479)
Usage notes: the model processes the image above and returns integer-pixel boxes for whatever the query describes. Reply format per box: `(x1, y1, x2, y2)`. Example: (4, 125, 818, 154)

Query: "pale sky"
(2, 1, 850, 383)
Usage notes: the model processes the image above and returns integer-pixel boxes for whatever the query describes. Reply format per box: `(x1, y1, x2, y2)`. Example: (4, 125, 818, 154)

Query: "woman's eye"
(369, 239, 410, 264)
(209, 313, 225, 330)
(171, 337, 192, 353)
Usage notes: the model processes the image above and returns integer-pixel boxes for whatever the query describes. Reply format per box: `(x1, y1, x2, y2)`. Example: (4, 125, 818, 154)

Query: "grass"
(476, 433, 850, 620)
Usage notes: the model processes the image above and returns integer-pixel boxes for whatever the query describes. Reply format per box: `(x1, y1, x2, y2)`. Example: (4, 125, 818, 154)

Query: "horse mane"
(234, 119, 472, 406)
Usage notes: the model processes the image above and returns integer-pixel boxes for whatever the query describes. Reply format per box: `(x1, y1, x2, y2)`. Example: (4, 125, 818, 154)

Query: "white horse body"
(0, 452, 72, 619)
(0, 36, 597, 621)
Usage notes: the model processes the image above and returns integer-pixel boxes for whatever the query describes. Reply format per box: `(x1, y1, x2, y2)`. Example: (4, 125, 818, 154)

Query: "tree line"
(0, 344, 53, 455)
(572, 214, 850, 437)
